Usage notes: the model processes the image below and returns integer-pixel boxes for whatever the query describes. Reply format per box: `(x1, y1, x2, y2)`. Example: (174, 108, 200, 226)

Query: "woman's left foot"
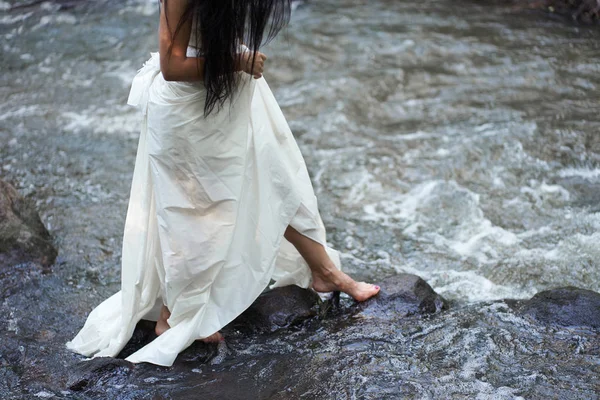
(200, 332, 224, 343)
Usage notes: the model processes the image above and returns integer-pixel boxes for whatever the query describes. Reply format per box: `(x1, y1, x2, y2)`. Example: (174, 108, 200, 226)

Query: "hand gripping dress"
(65, 45, 342, 367)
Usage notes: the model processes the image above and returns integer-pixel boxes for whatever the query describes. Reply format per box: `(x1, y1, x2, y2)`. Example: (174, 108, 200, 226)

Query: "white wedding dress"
(65, 46, 342, 367)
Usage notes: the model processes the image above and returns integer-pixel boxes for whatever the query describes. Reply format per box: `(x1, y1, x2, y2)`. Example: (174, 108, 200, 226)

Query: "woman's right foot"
(311, 263, 380, 302)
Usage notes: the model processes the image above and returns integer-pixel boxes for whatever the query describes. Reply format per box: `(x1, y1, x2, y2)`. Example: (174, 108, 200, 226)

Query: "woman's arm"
(158, 0, 204, 81)
(158, 0, 268, 81)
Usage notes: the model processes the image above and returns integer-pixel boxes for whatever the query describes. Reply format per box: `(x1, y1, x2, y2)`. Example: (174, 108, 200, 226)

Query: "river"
(1, 0, 599, 398)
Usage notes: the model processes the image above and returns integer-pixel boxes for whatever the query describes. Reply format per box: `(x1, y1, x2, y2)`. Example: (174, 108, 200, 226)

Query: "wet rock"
(67, 357, 134, 391)
(504, 0, 599, 23)
(0, 261, 45, 299)
(542, 0, 599, 22)
(0, 179, 57, 269)
(518, 286, 600, 328)
(355, 273, 447, 318)
(228, 285, 321, 333)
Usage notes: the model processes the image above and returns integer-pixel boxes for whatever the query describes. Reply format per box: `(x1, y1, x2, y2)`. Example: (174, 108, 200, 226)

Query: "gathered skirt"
(65, 52, 341, 367)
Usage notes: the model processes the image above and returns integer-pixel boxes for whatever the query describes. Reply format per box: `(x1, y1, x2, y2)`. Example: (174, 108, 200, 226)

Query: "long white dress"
(65, 47, 342, 367)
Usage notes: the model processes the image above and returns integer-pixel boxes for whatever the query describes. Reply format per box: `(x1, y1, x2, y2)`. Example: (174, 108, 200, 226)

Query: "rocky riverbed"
(1, 0, 599, 398)
(1, 199, 599, 399)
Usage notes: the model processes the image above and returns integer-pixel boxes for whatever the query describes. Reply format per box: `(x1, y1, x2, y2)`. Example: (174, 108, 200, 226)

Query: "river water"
(1, 0, 599, 398)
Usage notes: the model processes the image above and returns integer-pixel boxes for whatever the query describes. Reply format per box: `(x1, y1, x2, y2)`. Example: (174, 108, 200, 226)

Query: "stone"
(503, 0, 599, 22)
(0, 179, 57, 269)
(518, 286, 600, 328)
(67, 357, 134, 391)
(228, 285, 321, 333)
(355, 273, 447, 318)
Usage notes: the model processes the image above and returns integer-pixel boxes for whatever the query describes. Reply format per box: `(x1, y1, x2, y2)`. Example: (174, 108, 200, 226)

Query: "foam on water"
(0, 11, 33, 25)
(359, 175, 600, 300)
(61, 106, 141, 136)
(0, 105, 41, 121)
(119, 0, 159, 17)
(363, 180, 519, 264)
(519, 180, 571, 207)
(402, 264, 536, 302)
(33, 13, 77, 29)
(558, 166, 600, 180)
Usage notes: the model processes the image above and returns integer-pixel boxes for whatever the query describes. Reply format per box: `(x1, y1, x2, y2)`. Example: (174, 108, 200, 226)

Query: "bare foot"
(155, 305, 224, 342)
(199, 331, 224, 343)
(311, 264, 380, 302)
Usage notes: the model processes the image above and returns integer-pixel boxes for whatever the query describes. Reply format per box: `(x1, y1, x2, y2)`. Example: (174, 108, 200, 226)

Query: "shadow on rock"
(115, 320, 157, 360)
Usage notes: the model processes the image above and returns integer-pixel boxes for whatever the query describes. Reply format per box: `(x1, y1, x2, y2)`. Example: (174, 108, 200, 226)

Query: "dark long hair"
(161, 0, 291, 116)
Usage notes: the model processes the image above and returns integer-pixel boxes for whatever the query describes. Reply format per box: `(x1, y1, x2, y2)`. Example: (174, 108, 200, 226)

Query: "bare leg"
(284, 225, 380, 301)
(155, 305, 223, 343)
(155, 304, 171, 336)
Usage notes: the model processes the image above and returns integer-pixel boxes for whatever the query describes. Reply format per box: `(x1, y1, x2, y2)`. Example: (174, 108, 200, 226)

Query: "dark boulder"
(0, 179, 57, 269)
(228, 285, 321, 333)
(518, 286, 600, 329)
(355, 273, 447, 318)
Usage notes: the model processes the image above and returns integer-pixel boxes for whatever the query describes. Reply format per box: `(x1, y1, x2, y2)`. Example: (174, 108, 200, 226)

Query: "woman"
(66, 0, 379, 367)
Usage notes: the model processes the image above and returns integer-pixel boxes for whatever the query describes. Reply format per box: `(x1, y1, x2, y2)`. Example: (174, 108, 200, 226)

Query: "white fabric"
(65, 52, 341, 367)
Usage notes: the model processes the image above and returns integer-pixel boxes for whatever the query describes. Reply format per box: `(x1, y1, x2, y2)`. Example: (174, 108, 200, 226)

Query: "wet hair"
(161, 0, 291, 117)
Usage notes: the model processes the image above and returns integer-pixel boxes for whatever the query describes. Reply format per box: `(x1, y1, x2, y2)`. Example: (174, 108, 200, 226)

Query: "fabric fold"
(127, 52, 161, 116)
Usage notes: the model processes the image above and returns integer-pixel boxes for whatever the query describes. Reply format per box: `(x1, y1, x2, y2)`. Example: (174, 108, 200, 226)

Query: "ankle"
(159, 305, 171, 320)
(315, 260, 339, 275)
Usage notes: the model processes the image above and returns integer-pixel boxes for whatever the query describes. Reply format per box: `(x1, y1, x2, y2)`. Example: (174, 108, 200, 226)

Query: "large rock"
(0, 179, 57, 268)
(518, 286, 600, 328)
(355, 273, 447, 318)
(228, 285, 321, 333)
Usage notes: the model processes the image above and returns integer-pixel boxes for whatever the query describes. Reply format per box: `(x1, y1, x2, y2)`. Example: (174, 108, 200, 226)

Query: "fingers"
(252, 51, 266, 61)
(241, 51, 267, 79)
(253, 64, 263, 79)
(253, 55, 265, 79)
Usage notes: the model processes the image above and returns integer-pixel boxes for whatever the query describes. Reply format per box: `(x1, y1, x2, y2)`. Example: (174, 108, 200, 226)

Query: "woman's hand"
(239, 51, 267, 79)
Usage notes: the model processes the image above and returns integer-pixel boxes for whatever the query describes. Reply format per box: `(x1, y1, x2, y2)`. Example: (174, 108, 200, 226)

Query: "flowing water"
(1, 0, 599, 398)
